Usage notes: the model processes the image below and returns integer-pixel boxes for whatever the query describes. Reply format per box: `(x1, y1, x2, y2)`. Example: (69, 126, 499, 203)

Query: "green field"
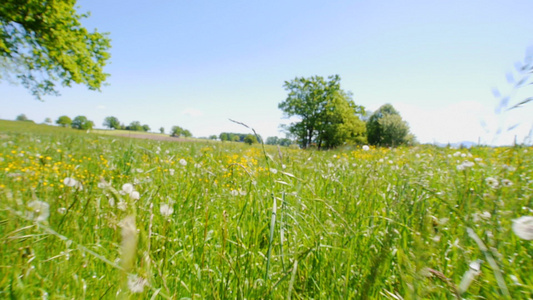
(1, 120, 532, 299)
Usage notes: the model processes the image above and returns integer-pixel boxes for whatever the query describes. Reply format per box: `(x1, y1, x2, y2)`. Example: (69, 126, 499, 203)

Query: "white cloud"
(182, 108, 203, 117)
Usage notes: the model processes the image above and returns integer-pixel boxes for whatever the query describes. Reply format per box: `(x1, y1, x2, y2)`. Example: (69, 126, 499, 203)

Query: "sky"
(1, 0, 533, 145)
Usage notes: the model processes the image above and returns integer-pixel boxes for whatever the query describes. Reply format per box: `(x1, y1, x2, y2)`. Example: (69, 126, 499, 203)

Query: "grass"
(0, 119, 532, 299)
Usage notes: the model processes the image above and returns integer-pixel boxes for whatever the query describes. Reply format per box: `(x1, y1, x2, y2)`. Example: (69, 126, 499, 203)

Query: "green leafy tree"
(209, 135, 217, 140)
(15, 114, 29, 121)
(44, 117, 52, 124)
(266, 136, 279, 145)
(279, 75, 366, 149)
(171, 126, 192, 137)
(71, 115, 94, 130)
(56, 115, 72, 127)
(0, 1, 111, 100)
(142, 124, 150, 132)
(103, 116, 120, 129)
(159, 127, 165, 134)
(126, 121, 143, 131)
(366, 104, 413, 147)
(244, 134, 258, 145)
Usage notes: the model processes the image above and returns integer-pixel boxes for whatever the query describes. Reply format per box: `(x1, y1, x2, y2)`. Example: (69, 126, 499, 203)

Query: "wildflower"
(512, 216, 533, 240)
(27, 200, 50, 222)
(122, 183, 134, 194)
(270, 168, 278, 174)
(127, 274, 147, 293)
(63, 177, 78, 187)
(230, 189, 239, 196)
(362, 145, 370, 151)
(169, 168, 175, 176)
(485, 177, 499, 188)
(179, 159, 187, 166)
(502, 179, 513, 187)
(160, 203, 174, 217)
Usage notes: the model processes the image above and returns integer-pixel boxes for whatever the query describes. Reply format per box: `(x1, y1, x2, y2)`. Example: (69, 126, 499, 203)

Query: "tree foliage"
(366, 104, 414, 147)
(171, 126, 192, 137)
(103, 116, 120, 129)
(266, 136, 293, 147)
(56, 115, 72, 127)
(15, 114, 29, 121)
(279, 75, 366, 149)
(243, 134, 257, 145)
(0, 0, 111, 99)
(71, 115, 93, 130)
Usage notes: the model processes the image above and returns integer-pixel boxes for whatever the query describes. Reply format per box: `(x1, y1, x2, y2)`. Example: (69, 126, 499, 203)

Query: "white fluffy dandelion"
(179, 159, 187, 166)
(122, 183, 134, 194)
(270, 168, 278, 174)
(63, 177, 78, 187)
(27, 200, 50, 222)
(160, 203, 174, 217)
(130, 191, 140, 200)
(502, 179, 513, 187)
(512, 216, 533, 240)
(362, 145, 370, 151)
(127, 274, 147, 293)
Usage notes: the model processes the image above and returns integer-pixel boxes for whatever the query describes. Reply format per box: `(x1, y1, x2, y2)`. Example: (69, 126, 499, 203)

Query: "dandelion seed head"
(127, 274, 147, 293)
(362, 145, 370, 151)
(179, 159, 187, 166)
(122, 183, 134, 194)
(160, 203, 174, 217)
(130, 191, 140, 200)
(27, 200, 50, 222)
(512, 216, 533, 240)
(270, 168, 278, 174)
(63, 177, 77, 187)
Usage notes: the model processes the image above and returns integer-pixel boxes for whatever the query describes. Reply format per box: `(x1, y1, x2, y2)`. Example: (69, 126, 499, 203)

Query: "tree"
(44, 117, 52, 124)
(266, 136, 279, 145)
(56, 115, 72, 127)
(366, 104, 414, 147)
(209, 135, 217, 140)
(126, 121, 143, 131)
(159, 127, 165, 134)
(103, 116, 120, 129)
(71, 115, 94, 130)
(279, 75, 366, 149)
(244, 134, 258, 145)
(0, 1, 111, 100)
(171, 126, 192, 137)
(142, 124, 150, 132)
(15, 114, 28, 121)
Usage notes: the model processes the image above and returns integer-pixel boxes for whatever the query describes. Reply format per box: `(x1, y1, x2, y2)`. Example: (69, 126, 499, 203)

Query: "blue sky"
(2, 0, 533, 145)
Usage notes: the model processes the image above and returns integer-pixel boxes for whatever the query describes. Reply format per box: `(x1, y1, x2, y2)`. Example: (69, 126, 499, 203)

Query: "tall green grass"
(1, 120, 532, 299)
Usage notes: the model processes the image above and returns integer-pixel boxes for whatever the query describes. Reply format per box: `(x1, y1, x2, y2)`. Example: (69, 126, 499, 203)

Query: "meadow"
(0, 119, 532, 299)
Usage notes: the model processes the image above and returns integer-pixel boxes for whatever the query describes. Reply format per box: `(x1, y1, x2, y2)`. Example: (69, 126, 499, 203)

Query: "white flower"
(130, 191, 140, 200)
(362, 145, 370, 151)
(512, 216, 533, 240)
(160, 203, 174, 217)
(485, 177, 499, 188)
(230, 189, 239, 196)
(270, 168, 278, 174)
(27, 200, 50, 222)
(169, 168, 175, 176)
(127, 274, 147, 293)
(179, 159, 187, 166)
(122, 183, 134, 194)
(63, 177, 77, 187)
(502, 179, 513, 187)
